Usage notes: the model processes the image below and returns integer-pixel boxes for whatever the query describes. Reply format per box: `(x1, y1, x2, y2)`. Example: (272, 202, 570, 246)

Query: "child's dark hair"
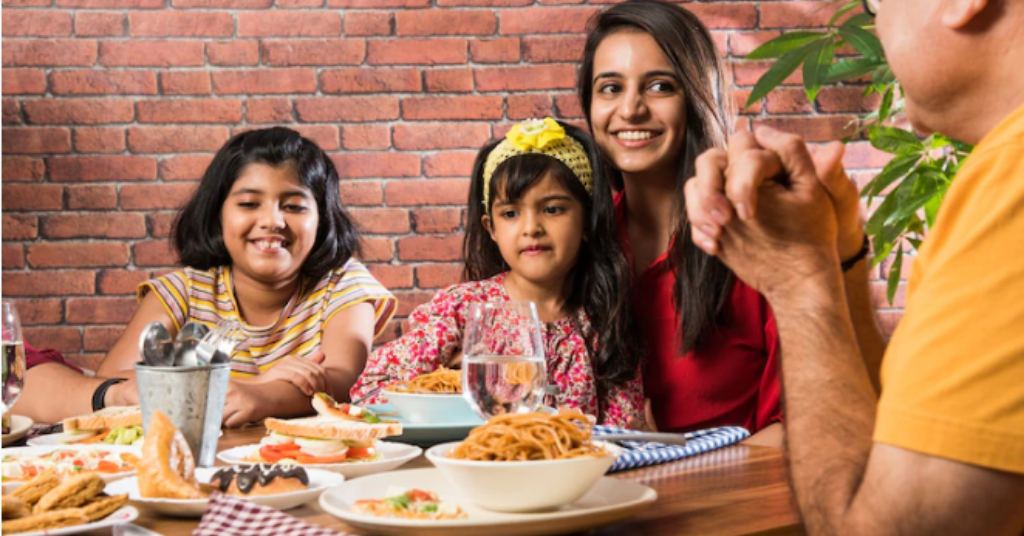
(463, 122, 642, 388)
(172, 127, 360, 283)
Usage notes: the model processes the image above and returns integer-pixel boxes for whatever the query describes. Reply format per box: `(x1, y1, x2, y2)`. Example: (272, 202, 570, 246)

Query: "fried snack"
(10, 467, 61, 506)
(2, 495, 30, 519)
(0, 509, 89, 535)
(32, 473, 104, 514)
(79, 493, 129, 522)
(137, 410, 206, 499)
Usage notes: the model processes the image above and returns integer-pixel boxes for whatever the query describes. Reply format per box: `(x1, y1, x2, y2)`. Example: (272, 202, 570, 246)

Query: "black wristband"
(841, 235, 870, 272)
(92, 378, 127, 412)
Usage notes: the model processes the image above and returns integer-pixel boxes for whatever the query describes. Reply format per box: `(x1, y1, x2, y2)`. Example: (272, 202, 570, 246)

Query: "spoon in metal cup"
(139, 322, 174, 367)
(172, 321, 209, 367)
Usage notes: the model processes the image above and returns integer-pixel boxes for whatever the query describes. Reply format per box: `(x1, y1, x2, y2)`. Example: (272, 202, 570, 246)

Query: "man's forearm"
(769, 268, 878, 535)
(843, 259, 887, 393)
(15, 364, 102, 423)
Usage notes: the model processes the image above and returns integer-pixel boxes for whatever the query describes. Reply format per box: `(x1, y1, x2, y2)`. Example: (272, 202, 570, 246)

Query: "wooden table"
(124, 427, 801, 536)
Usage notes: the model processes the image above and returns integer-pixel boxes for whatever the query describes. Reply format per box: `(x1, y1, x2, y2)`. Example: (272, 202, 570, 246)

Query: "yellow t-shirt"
(138, 258, 397, 377)
(875, 104, 1024, 474)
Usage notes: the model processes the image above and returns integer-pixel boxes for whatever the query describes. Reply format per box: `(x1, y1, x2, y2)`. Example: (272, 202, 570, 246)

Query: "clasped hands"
(684, 126, 866, 300)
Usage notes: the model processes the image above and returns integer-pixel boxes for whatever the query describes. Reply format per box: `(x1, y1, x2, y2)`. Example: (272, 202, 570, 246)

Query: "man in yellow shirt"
(685, 0, 1024, 533)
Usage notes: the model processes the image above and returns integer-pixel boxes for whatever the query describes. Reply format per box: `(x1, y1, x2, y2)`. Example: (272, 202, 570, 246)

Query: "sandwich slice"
(253, 393, 402, 465)
(62, 406, 143, 445)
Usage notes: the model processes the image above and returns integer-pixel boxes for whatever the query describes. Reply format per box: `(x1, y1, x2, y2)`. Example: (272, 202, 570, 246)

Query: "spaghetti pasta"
(389, 367, 462, 394)
(447, 410, 606, 461)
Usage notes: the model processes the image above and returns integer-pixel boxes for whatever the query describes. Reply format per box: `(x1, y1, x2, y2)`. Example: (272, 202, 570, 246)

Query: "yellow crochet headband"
(482, 118, 594, 211)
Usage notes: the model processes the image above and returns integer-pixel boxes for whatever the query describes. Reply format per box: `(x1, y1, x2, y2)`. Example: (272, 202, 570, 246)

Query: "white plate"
(11, 506, 138, 536)
(216, 440, 422, 479)
(319, 468, 657, 536)
(2, 414, 33, 446)
(1, 444, 141, 493)
(368, 403, 483, 446)
(105, 467, 344, 518)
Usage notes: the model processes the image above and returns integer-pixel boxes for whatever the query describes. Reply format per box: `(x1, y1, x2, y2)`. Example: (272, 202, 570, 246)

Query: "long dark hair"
(463, 122, 642, 387)
(578, 0, 734, 354)
(172, 127, 360, 284)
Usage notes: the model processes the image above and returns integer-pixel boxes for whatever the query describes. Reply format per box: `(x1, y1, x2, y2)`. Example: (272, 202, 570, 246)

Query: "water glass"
(462, 301, 547, 419)
(2, 300, 26, 416)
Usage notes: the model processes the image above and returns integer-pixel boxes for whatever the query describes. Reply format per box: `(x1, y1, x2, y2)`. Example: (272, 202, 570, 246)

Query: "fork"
(211, 321, 243, 364)
(195, 321, 236, 365)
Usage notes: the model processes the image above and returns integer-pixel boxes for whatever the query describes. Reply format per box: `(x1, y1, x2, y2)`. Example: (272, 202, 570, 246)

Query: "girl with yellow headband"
(351, 118, 645, 427)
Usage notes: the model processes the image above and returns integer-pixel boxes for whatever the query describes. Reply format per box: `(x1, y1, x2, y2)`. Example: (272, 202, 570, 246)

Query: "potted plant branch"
(744, 0, 973, 302)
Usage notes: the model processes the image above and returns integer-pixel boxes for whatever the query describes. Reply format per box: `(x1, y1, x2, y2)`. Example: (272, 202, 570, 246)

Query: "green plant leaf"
(887, 245, 903, 305)
(842, 12, 875, 28)
(826, 57, 880, 82)
(746, 42, 819, 107)
(862, 152, 919, 201)
(745, 31, 825, 60)
(923, 184, 947, 227)
(838, 25, 884, 60)
(869, 126, 924, 155)
(872, 64, 896, 86)
(802, 39, 835, 102)
(907, 237, 923, 250)
(878, 84, 894, 123)
(828, 0, 861, 27)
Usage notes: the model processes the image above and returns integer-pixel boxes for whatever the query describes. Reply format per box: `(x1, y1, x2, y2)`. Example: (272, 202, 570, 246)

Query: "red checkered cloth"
(193, 492, 354, 536)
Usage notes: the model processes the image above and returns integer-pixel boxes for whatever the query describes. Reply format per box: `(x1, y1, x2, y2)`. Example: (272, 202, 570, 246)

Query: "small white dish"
(382, 390, 482, 425)
(11, 506, 138, 536)
(426, 441, 621, 512)
(2, 414, 33, 446)
(216, 440, 421, 479)
(105, 467, 344, 518)
(319, 467, 657, 536)
(1, 444, 141, 493)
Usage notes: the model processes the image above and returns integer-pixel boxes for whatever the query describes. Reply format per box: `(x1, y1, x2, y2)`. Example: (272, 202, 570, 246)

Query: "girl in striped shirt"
(97, 128, 396, 427)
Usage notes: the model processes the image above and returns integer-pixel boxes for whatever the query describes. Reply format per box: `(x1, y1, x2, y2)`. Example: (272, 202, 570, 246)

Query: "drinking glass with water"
(2, 300, 26, 416)
(462, 301, 547, 419)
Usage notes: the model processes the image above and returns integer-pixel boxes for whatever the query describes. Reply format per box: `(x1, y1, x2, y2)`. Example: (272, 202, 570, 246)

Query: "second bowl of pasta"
(424, 410, 621, 512)
(382, 368, 482, 425)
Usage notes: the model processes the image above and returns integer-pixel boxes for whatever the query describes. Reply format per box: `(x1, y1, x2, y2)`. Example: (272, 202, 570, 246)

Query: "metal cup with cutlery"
(134, 320, 244, 466)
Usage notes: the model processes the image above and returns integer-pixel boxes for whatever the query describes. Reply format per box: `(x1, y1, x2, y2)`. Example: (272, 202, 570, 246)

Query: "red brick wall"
(1, 0, 900, 371)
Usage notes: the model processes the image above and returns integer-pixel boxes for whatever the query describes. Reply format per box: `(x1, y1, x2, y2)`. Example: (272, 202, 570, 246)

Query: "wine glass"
(2, 300, 26, 416)
(462, 301, 547, 419)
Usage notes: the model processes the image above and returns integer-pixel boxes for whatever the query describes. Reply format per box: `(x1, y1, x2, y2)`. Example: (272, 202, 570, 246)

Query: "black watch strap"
(92, 378, 127, 412)
(841, 235, 871, 272)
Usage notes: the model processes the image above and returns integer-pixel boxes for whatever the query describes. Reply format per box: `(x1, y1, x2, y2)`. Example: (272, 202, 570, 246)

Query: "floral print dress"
(350, 273, 645, 427)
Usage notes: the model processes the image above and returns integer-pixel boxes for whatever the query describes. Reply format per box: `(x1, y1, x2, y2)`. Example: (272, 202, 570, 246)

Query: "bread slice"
(63, 406, 142, 432)
(264, 415, 401, 442)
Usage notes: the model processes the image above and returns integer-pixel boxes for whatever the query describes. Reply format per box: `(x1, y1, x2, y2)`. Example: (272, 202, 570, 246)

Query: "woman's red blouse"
(615, 192, 782, 434)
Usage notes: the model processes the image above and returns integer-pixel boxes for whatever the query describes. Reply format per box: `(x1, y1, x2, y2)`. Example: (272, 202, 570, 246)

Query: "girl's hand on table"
(627, 399, 658, 431)
(254, 350, 328, 396)
(222, 380, 264, 428)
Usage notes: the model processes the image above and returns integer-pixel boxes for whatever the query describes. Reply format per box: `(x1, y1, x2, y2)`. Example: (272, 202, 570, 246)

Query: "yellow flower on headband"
(506, 118, 565, 152)
(481, 117, 594, 214)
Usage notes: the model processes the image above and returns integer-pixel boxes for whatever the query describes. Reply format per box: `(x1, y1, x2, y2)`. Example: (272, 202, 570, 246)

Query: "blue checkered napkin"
(593, 425, 750, 472)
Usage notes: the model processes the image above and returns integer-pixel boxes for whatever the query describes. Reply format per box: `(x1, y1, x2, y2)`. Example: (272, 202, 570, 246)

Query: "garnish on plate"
(352, 487, 466, 520)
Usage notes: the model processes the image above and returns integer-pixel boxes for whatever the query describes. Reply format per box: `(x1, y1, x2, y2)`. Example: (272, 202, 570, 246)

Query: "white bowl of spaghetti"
(425, 410, 621, 512)
(383, 368, 481, 425)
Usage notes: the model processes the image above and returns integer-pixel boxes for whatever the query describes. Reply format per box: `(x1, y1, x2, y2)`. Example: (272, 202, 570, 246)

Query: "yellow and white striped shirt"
(138, 259, 397, 377)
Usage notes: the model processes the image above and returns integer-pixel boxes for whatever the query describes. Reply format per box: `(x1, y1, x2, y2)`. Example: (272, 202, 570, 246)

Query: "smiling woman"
(577, 0, 783, 444)
(95, 128, 397, 428)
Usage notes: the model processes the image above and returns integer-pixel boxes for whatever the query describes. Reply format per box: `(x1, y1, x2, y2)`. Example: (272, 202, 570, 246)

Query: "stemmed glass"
(462, 301, 547, 419)
(2, 300, 26, 416)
